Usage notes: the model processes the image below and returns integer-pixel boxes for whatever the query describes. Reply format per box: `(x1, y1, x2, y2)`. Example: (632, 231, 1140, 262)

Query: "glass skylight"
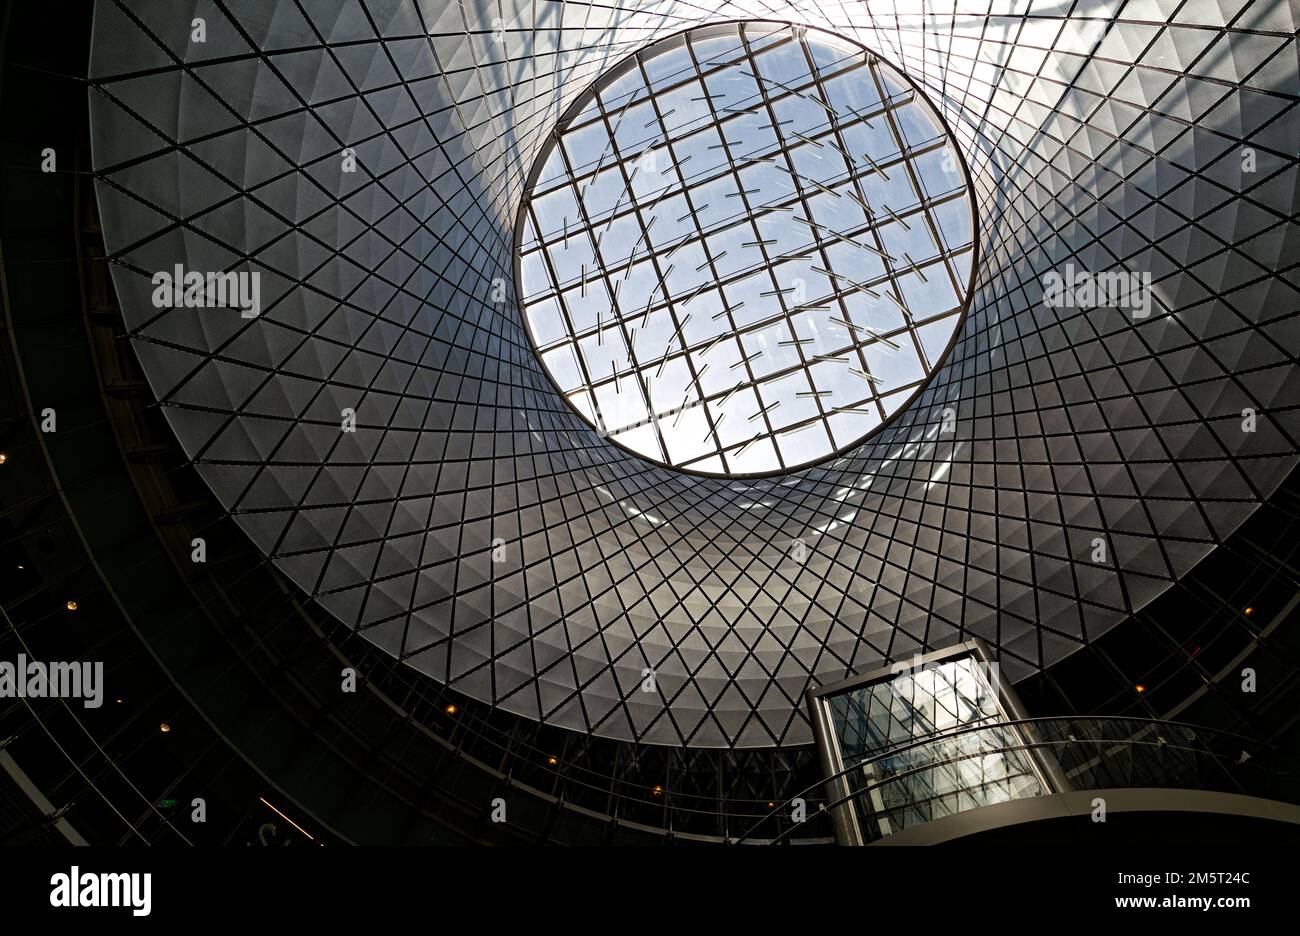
(516, 21, 975, 476)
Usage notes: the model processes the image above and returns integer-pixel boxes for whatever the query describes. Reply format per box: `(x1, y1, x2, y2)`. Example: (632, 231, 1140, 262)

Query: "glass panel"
(825, 655, 1047, 841)
(516, 22, 975, 476)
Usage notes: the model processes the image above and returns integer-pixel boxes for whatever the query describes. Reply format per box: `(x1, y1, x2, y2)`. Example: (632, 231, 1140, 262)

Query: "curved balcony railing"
(735, 716, 1296, 844)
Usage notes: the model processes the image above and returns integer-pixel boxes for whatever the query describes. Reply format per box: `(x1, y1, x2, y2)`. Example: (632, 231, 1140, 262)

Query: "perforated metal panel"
(87, 0, 1300, 747)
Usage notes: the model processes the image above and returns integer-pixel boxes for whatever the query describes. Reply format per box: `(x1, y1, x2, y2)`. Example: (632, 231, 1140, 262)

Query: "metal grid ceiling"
(516, 22, 975, 475)
(87, 0, 1300, 747)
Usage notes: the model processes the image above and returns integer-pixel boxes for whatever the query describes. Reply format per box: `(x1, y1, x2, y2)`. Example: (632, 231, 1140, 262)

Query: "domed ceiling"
(87, 0, 1299, 747)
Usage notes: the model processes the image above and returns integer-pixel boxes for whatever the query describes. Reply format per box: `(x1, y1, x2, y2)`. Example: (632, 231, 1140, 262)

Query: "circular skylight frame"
(514, 19, 980, 478)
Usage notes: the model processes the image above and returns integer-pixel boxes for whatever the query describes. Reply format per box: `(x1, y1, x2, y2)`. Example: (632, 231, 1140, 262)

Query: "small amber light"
(547, 756, 558, 766)
(767, 801, 776, 809)
(159, 722, 171, 733)
(651, 785, 664, 796)
(1135, 684, 1146, 694)
(445, 704, 457, 715)
(65, 600, 78, 611)
(0, 452, 8, 465)
(1244, 607, 1254, 616)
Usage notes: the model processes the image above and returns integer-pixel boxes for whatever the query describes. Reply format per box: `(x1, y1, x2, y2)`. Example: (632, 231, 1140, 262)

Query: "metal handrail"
(763, 731, 1255, 845)
(734, 714, 1277, 844)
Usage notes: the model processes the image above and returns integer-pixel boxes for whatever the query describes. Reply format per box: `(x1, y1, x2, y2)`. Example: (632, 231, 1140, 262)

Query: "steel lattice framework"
(87, 0, 1300, 747)
(516, 21, 975, 475)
